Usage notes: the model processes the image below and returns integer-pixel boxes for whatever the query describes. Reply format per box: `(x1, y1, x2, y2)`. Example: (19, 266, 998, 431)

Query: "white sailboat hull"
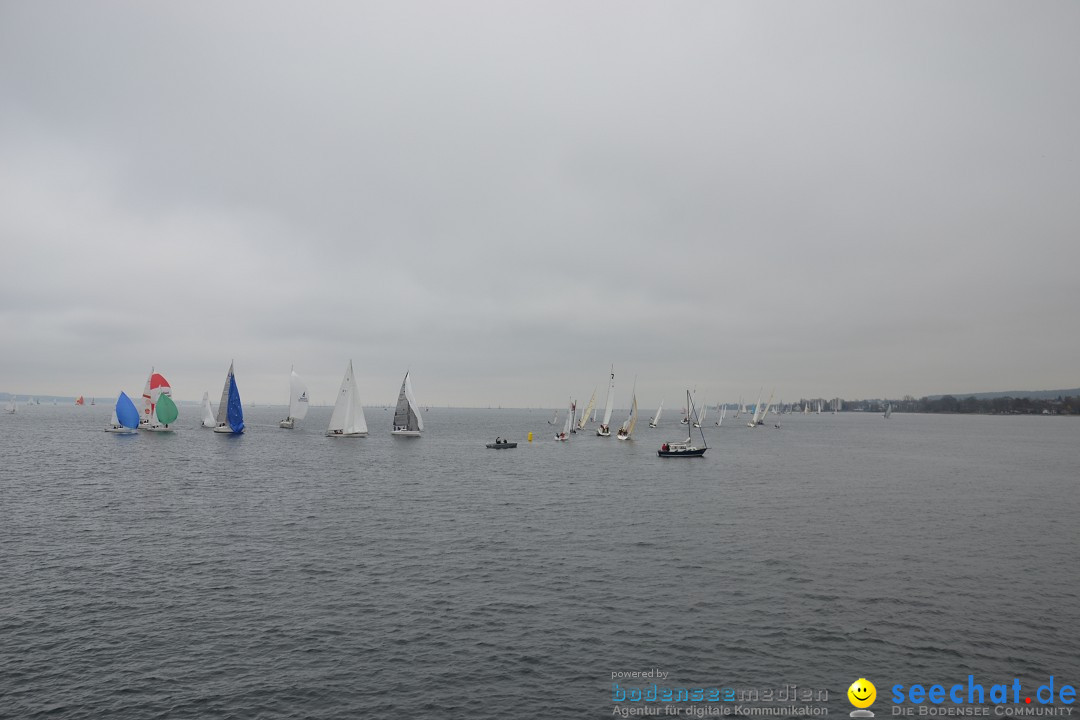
(391, 429, 421, 437)
(104, 425, 137, 434)
(279, 418, 295, 429)
(327, 430, 367, 438)
(144, 424, 174, 433)
(213, 424, 240, 434)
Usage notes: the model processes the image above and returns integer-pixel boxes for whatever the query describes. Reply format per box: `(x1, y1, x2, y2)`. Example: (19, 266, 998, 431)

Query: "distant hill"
(925, 388, 1080, 401)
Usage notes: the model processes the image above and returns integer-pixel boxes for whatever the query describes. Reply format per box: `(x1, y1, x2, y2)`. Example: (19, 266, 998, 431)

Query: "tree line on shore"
(800, 395, 1080, 415)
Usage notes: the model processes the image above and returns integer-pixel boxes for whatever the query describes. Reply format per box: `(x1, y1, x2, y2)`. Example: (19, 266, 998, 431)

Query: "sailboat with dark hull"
(658, 390, 708, 458)
(391, 371, 423, 437)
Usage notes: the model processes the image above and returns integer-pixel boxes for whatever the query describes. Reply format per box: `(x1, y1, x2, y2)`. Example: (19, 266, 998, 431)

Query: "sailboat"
(597, 365, 615, 436)
(145, 391, 178, 432)
(212, 361, 245, 434)
(326, 360, 367, 437)
(556, 398, 573, 441)
(715, 404, 727, 427)
(547, 410, 558, 424)
(747, 388, 764, 428)
(138, 370, 172, 429)
(391, 371, 423, 436)
(279, 367, 310, 429)
(5, 396, 15, 414)
(105, 391, 140, 434)
(200, 391, 216, 428)
(693, 401, 707, 428)
(749, 388, 774, 427)
(75, 396, 85, 406)
(761, 389, 775, 424)
(577, 387, 597, 432)
(658, 390, 708, 457)
(616, 385, 638, 440)
(884, 402, 893, 419)
(649, 399, 663, 428)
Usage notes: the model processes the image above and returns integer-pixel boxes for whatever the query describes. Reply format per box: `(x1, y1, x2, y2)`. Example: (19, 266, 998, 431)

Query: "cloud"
(2, 1, 1079, 405)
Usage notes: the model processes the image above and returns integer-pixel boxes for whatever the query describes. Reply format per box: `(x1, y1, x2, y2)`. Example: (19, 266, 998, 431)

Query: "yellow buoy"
(527, 431, 533, 442)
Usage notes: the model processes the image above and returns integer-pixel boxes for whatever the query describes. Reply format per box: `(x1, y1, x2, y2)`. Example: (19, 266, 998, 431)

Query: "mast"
(601, 365, 615, 429)
(688, 390, 706, 448)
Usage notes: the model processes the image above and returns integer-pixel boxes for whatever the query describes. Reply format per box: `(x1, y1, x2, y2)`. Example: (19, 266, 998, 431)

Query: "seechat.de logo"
(849, 678, 877, 717)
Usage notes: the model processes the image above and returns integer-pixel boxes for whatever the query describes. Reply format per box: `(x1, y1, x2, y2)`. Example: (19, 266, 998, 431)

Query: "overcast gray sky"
(2, 1, 1078, 408)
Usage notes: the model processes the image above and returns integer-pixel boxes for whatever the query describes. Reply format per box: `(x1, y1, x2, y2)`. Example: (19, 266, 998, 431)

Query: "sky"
(2, 1, 1079, 408)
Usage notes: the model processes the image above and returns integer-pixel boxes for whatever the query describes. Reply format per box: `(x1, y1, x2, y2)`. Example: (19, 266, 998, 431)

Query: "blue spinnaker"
(116, 391, 140, 429)
(227, 374, 244, 433)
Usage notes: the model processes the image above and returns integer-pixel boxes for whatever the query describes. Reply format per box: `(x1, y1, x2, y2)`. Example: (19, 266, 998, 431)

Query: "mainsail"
(328, 360, 368, 436)
(289, 368, 310, 421)
(393, 371, 423, 433)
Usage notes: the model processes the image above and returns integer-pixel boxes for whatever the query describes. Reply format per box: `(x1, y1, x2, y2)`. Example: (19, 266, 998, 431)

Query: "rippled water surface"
(2, 406, 1078, 718)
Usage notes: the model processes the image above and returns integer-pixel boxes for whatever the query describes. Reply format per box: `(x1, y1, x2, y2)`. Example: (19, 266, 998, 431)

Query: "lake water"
(2, 405, 1078, 718)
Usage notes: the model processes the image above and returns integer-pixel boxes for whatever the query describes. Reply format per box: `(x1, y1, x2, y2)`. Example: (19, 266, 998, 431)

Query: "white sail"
(649, 399, 663, 427)
(215, 364, 232, 426)
(555, 398, 573, 440)
(597, 365, 615, 435)
(212, 361, 245, 434)
(392, 371, 423, 435)
(617, 390, 638, 440)
(6, 396, 16, 413)
(289, 369, 310, 421)
(762, 388, 775, 421)
(201, 391, 216, 428)
(577, 387, 597, 431)
(142, 371, 153, 425)
(327, 360, 368, 437)
(748, 389, 764, 427)
(694, 402, 707, 428)
(884, 402, 892, 419)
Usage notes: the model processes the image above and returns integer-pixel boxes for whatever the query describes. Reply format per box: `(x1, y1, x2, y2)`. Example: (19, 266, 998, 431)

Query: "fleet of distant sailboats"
(7, 360, 876, 451)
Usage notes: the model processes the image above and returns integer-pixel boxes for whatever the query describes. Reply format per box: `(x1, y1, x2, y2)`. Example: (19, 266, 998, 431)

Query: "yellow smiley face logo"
(848, 678, 876, 708)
